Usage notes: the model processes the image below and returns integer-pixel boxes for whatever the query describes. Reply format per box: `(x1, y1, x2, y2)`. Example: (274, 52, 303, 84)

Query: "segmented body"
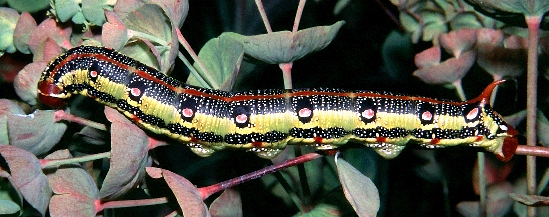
(37, 46, 518, 160)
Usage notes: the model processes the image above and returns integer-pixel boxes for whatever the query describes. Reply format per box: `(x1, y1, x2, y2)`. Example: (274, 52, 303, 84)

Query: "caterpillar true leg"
(37, 46, 518, 161)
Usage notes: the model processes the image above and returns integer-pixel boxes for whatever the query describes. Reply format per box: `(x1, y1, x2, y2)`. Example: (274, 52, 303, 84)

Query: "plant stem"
(279, 63, 293, 89)
(199, 152, 323, 199)
(176, 28, 219, 89)
(525, 15, 541, 217)
(54, 110, 107, 131)
(41, 152, 111, 169)
(178, 51, 210, 88)
(516, 145, 549, 158)
(254, 0, 272, 33)
(98, 197, 168, 211)
(293, 0, 306, 33)
(294, 146, 311, 207)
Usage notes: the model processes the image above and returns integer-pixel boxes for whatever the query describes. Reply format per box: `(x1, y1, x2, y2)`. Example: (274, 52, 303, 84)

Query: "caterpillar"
(37, 46, 519, 161)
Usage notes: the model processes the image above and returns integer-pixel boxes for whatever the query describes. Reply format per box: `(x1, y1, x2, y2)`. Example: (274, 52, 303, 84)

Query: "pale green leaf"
(189, 34, 244, 90)
(225, 21, 345, 64)
(336, 157, 379, 217)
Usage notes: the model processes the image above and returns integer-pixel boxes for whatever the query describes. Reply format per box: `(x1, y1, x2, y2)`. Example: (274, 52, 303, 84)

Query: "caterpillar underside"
(37, 46, 519, 161)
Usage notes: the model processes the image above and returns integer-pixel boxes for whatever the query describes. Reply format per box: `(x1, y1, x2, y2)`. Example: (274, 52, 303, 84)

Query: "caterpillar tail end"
(37, 80, 67, 108)
(471, 80, 506, 104)
(494, 124, 519, 162)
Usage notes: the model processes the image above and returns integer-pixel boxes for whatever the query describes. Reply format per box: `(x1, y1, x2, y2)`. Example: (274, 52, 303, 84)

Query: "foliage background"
(0, 0, 545, 216)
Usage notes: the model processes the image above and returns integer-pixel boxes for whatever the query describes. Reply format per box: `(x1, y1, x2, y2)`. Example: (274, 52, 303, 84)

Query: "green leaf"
(146, 167, 209, 217)
(0, 7, 19, 55)
(0, 99, 25, 144)
(7, 110, 67, 155)
(0, 175, 22, 215)
(100, 107, 150, 200)
(82, 0, 113, 26)
(225, 21, 345, 64)
(537, 111, 549, 147)
(0, 200, 20, 215)
(450, 12, 485, 30)
(53, 0, 81, 22)
(6, 0, 49, 13)
(209, 189, 242, 217)
(188, 34, 244, 90)
(336, 157, 379, 217)
(120, 3, 176, 73)
(467, 0, 549, 17)
(294, 204, 340, 217)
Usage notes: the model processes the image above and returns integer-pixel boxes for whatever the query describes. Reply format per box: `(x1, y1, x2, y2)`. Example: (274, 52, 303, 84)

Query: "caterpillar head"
(472, 80, 518, 161)
(37, 78, 70, 108)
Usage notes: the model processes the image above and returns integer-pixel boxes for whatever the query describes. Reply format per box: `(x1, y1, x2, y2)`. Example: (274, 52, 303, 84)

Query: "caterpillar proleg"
(37, 46, 519, 161)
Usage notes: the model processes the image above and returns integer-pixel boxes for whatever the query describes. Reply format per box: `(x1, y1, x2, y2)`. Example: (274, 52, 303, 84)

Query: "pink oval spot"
(362, 109, 375, 119)
(298, 108, 312, 118)
(182, 108, 194, 117)
(422, 111, 433, 121)
(236, 114, 248, 123)
(130, 88, 141, 97)
(90, 71, 98, 78)
(466, 107, 479, 120)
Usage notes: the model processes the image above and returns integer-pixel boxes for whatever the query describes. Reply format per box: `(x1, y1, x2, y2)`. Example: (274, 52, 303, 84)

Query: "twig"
(41, 152, 112, 169)
(254, 0, 272, 33)
(525, 15, 541, 217)
(54, 110, 107, 131)
(97, 197, 168, 212)
(175, 28, 219, 89)
(199, 152, 323, 199)
(293, 0, 306, 33)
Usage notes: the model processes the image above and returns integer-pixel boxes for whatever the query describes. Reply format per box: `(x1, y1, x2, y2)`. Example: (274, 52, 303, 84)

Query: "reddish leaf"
(414, 46, 440, 69)
(27, 18, 72, 57)
(439, 28, 477, 58)
(46, 150, 100, 217)
(7, 110, 67, 155)
(294, 204, 341, 217)
(457, 182, 514, 217)
(101, 10, 128, 50)
(336, 157, 379, 217)
(13, 61, 48, 105)
(0, 146, 51, 216)
(414, 50, 476, 84)
(100, 107, 150, 200)
(475, 28, 525, 79)
(13, 12, 37, 54)
(146, 167, 209, 217)
(150, 0, 189, 28)
(209, 189, 242, 217)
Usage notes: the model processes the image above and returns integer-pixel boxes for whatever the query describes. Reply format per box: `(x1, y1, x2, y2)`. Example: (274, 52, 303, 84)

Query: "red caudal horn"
(37, 80, 66, 108)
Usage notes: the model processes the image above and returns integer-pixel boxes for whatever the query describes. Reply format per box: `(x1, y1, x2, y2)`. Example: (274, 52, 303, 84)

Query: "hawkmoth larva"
(37, 46, 519, 161)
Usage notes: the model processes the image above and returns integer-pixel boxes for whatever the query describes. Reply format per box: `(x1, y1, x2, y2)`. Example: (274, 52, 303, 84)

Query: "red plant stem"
(54, 110, 107, 131)
(525, 15, 541, 216)
(199, 152, 323, 199)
